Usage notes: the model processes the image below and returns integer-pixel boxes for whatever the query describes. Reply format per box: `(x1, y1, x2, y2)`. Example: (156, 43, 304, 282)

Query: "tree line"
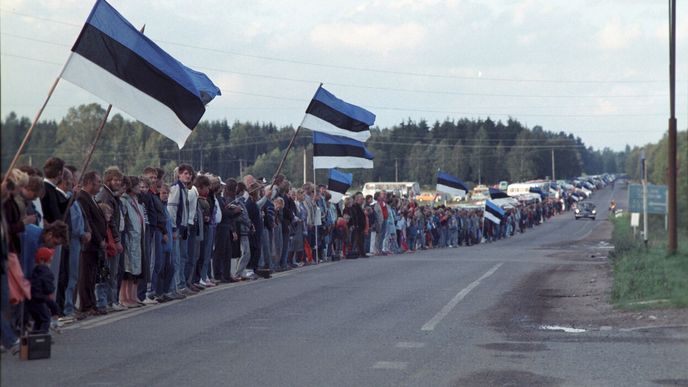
(2, 103, 630, 187)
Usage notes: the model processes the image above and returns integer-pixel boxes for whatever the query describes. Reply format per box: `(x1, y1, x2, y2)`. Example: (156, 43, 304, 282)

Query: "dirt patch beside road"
(491, 219, 688, 333)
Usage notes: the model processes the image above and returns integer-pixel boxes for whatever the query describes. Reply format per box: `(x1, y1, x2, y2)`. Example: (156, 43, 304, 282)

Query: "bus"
(361, 182, 421, 198)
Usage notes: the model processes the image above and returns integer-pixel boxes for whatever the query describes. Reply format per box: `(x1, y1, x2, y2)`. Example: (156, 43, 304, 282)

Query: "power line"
(0, 8, 680, 85)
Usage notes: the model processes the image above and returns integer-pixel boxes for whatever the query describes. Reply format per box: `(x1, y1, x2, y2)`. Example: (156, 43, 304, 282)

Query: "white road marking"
(421, 263, 503, 332)
(372, 361, 408, 370)
(395, 342, 426, 349)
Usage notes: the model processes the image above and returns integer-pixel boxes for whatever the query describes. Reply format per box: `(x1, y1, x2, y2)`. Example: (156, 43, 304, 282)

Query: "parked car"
(574, 202, 597, 220)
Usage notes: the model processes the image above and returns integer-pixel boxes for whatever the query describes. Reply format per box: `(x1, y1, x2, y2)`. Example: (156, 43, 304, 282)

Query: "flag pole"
(269, 83, 323, 189)
(313, 155, 319, 264)
(2, 73, 64, 185)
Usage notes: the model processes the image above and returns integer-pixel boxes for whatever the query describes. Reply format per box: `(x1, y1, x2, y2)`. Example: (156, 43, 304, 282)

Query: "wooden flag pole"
(2, 75, 63, 185)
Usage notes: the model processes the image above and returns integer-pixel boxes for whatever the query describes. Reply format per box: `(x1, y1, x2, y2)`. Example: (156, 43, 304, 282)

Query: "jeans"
(201, 225, 216, 281)
(184, 224, 200, 287)
(148, 229, 163, 296)
(62, 238, 82, 316)
(375, 221, 387, 253)
(96, 251, 120, 308)
(236, 235, 251, 277)
(279, 230, 290, 269)
(169, 235, 185, 293)
(174, 232, 190, 290)
(1, 271, 18, 348)
(259, 228, 274, 269)
(193, 224, 213, 283)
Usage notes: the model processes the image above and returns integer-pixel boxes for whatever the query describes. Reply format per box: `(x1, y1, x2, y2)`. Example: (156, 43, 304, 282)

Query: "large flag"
(327, 168, 352, 203)
(313, 132, 374, 169)
(436, 171, 468, 198)
(484, 199, 506, 224)
(301, 86, 375, 142)
(61, 0, 221, 148)
(489, 187, 509, 199)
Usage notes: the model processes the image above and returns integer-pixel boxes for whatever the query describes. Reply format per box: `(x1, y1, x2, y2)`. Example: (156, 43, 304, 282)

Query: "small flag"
(529, 186, 547, 199)
(488, 187, 509, 199)
(327, 169, 352, 203)
(61, 0, 221, 148)
(436, 171, 468, 198)
(484, 199, 505, 224)
(313, 132, 374, 169)
(302, 86, 375, 142)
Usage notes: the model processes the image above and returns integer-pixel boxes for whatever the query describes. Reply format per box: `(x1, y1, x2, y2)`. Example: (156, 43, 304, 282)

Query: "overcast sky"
(1, 0, 686, 151)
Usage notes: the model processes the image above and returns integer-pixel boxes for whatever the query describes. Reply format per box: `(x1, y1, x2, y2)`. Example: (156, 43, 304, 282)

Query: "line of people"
(0, 158, 567, 355)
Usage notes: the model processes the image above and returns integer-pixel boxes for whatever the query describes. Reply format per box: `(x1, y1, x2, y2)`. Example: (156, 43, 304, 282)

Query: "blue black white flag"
(327, 169, 353, 203)
(61, 0, 221, 148)
(436, 171, 468, 198)
(489, 187, 509, 199)
(302, 86, 375, 142)
(529, 186, 547, 199)
(484, 199, 506, 224)
(313, 132, 374, 169)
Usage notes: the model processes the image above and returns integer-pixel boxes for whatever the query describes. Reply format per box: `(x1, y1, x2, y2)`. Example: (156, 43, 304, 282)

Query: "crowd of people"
(0, 157, 569, 354)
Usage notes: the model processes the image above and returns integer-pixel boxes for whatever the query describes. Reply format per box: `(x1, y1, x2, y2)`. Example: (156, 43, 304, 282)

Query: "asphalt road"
(3, 185, 687, 386)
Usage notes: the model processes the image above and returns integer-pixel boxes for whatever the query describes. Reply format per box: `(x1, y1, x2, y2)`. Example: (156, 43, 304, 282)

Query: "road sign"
(628, 184, 667, 214)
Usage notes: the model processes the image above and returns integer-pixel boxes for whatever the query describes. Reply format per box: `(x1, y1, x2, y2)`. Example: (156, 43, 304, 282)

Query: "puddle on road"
(540, 325, 587, 333)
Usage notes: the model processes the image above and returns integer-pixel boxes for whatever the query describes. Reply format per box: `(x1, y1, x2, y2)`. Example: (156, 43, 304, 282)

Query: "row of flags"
(47, 0, 510, 221)
(436, 170, 507, 224)
(55, 0, 375, 205)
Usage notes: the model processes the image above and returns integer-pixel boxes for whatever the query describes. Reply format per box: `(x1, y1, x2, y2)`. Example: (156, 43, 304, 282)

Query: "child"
(27, 247, 59, 333)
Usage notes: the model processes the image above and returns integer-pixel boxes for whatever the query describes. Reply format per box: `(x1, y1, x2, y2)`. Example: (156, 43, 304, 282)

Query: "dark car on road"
(574, 202, 596, 220)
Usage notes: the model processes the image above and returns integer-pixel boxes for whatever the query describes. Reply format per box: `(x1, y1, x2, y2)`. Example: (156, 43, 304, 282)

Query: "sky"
(1, 0, 687, 152)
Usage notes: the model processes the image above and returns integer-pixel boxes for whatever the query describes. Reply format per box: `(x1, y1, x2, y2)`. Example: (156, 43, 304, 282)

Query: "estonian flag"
(302, 86, 375, 142)
(313, 132, 374, 169)
(61, 0, 221, 148)
(529, 186, 547, 199)
(489, 187, 509, 199)
(436, 171, 468, 198)
(327, 168, 352, 203)
(484, 199, 506, 224)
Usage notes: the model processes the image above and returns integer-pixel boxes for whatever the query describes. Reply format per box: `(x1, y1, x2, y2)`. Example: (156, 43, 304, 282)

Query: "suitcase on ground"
(20, 334, 51, 360)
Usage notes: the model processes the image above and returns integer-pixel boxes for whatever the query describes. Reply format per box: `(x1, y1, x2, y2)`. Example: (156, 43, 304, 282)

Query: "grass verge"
(610, 214, 688, 309)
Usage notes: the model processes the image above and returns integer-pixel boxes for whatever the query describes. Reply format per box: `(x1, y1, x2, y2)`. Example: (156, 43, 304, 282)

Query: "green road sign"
(628, 184, 667, 214)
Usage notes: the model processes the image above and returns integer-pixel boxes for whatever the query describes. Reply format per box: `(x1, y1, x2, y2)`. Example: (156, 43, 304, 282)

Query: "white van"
(507, 181, 550, 197)
(361, 182, 421, 198)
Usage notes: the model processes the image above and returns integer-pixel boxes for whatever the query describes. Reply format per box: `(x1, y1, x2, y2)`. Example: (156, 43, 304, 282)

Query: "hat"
(35, 247, 54, 264)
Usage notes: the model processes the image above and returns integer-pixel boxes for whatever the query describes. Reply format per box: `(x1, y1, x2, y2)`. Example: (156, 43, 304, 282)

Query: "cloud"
(597, 20, 641, 50)
(511, 0, 554, 26)
(310, 22, 426, 54)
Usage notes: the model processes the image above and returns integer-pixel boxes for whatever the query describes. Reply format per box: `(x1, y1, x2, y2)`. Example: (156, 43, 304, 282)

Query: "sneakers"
(59, 315, 75, 324)
(111, 303, 127, 312)
(141, 297, 158, 305)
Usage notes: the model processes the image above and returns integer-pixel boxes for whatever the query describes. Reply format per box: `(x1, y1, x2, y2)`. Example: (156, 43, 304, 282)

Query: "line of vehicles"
(358, 174, 616, 219)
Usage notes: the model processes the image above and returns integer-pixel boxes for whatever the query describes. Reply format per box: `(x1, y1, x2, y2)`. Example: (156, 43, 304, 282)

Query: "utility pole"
(667, 0, 678, 254)
(551, 149, 556, 181)
(395, 158, 399, 182)
(642, 150, 648, 247)
(303, 147, 307, 184)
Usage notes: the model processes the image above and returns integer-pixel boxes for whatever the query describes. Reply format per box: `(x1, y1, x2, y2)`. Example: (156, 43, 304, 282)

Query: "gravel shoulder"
(491, 217, 688, 333)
